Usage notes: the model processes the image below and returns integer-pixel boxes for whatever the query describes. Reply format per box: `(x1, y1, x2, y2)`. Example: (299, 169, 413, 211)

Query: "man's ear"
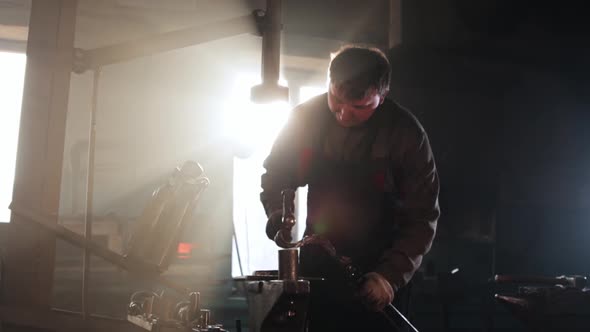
(379, 89, 389, 105)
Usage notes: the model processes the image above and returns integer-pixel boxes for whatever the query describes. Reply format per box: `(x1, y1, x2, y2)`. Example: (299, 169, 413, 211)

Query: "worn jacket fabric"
(260, 93, 440, 290)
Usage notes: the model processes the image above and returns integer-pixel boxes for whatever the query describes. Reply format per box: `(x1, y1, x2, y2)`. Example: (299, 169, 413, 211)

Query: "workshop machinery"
(494, 274, 590, 331)
(11, 161, 231, 332)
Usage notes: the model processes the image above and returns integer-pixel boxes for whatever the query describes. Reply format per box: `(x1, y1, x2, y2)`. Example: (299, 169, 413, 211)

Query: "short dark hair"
(328, 45, 391, 100)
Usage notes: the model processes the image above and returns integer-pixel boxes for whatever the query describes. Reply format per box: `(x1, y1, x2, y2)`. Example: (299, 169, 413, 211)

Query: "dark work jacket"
(260, 93, 440, 290)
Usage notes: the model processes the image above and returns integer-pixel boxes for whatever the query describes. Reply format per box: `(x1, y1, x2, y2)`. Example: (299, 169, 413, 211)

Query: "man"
(261, 45, 440, 331)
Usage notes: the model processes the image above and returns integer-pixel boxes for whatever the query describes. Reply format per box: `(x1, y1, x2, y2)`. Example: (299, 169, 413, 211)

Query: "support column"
(5, 0, 77, 308)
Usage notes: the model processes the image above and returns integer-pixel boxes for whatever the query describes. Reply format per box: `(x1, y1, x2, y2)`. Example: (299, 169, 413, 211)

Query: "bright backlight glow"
(0, 52, 26, 222)
(228, 73, 292, 276)
(227, 77, 331, 276)
(222, 74, 291, 153)
(300, 86, 327, 103)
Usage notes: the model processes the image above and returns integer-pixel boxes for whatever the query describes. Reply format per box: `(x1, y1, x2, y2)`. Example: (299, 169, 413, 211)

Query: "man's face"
(327, 82, 384, 127)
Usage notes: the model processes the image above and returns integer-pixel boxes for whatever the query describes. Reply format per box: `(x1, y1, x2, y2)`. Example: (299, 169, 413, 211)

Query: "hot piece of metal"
(278, 249, 298, 281)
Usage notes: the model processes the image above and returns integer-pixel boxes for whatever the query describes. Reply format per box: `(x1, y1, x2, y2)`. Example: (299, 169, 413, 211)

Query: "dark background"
(388, 1, 590, 330)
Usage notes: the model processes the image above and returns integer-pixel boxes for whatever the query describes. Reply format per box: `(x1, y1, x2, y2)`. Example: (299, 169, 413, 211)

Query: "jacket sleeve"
(260, 111, 304, 217)
(374, 128, 440, 291)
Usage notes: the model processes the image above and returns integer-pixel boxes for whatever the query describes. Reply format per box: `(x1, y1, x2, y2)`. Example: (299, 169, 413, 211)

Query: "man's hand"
(357, 272, 394, 311)
(265, 210, 283, 240)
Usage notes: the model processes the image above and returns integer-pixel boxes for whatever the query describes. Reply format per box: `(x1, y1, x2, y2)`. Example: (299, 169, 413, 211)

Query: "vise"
(245, 249, 311, 332)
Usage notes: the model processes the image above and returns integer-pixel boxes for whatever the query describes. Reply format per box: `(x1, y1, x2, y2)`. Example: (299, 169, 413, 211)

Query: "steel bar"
(386, 303, 420, 332)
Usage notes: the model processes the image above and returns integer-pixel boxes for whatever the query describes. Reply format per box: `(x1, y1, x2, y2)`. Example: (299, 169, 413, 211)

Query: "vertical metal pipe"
(261, 0, 282, 85)
(388, 0, 402, 48)
(82, 67, 101, 318)
(250, 0, 288, 103)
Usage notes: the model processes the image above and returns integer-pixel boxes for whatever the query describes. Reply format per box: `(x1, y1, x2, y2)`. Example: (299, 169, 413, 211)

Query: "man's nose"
(340, 107, 353, 121)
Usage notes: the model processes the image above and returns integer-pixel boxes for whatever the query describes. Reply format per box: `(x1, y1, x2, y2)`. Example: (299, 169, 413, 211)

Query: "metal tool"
(273, 189, 298, 248)
(245, 248, 310, 332)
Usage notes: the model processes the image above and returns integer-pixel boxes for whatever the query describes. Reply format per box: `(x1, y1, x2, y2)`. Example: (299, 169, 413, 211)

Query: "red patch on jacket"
(373, 171, 386, 191)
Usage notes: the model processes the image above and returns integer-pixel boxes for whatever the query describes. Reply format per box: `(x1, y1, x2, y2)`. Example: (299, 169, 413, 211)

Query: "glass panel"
(52, 238, 83, 312)
(0, 51, 26, 222)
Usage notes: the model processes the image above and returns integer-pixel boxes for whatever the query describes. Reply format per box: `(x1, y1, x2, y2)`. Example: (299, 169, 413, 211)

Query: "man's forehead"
(330, 82, 379, 103)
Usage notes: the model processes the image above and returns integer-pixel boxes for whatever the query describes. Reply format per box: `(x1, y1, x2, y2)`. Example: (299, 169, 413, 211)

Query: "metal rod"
(232, 223, 244, 276)
(385, 303, 420, 332)
(82, 67, 101, 318)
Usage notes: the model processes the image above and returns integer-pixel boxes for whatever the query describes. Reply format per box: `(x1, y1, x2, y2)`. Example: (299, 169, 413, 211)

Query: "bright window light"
(227, 73, 291, 276)
(0, 51, 26, 223)
(300, 86, 327, 103)
(221, 74, 291, 153)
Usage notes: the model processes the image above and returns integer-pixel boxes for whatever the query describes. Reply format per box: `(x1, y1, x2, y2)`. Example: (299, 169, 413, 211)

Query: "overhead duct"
(250, 0, 289, 103)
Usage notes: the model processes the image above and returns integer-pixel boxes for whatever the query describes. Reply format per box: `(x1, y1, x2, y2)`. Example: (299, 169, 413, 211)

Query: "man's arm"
(374, 128, 440, 291)
(260, 111, 304, 221)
